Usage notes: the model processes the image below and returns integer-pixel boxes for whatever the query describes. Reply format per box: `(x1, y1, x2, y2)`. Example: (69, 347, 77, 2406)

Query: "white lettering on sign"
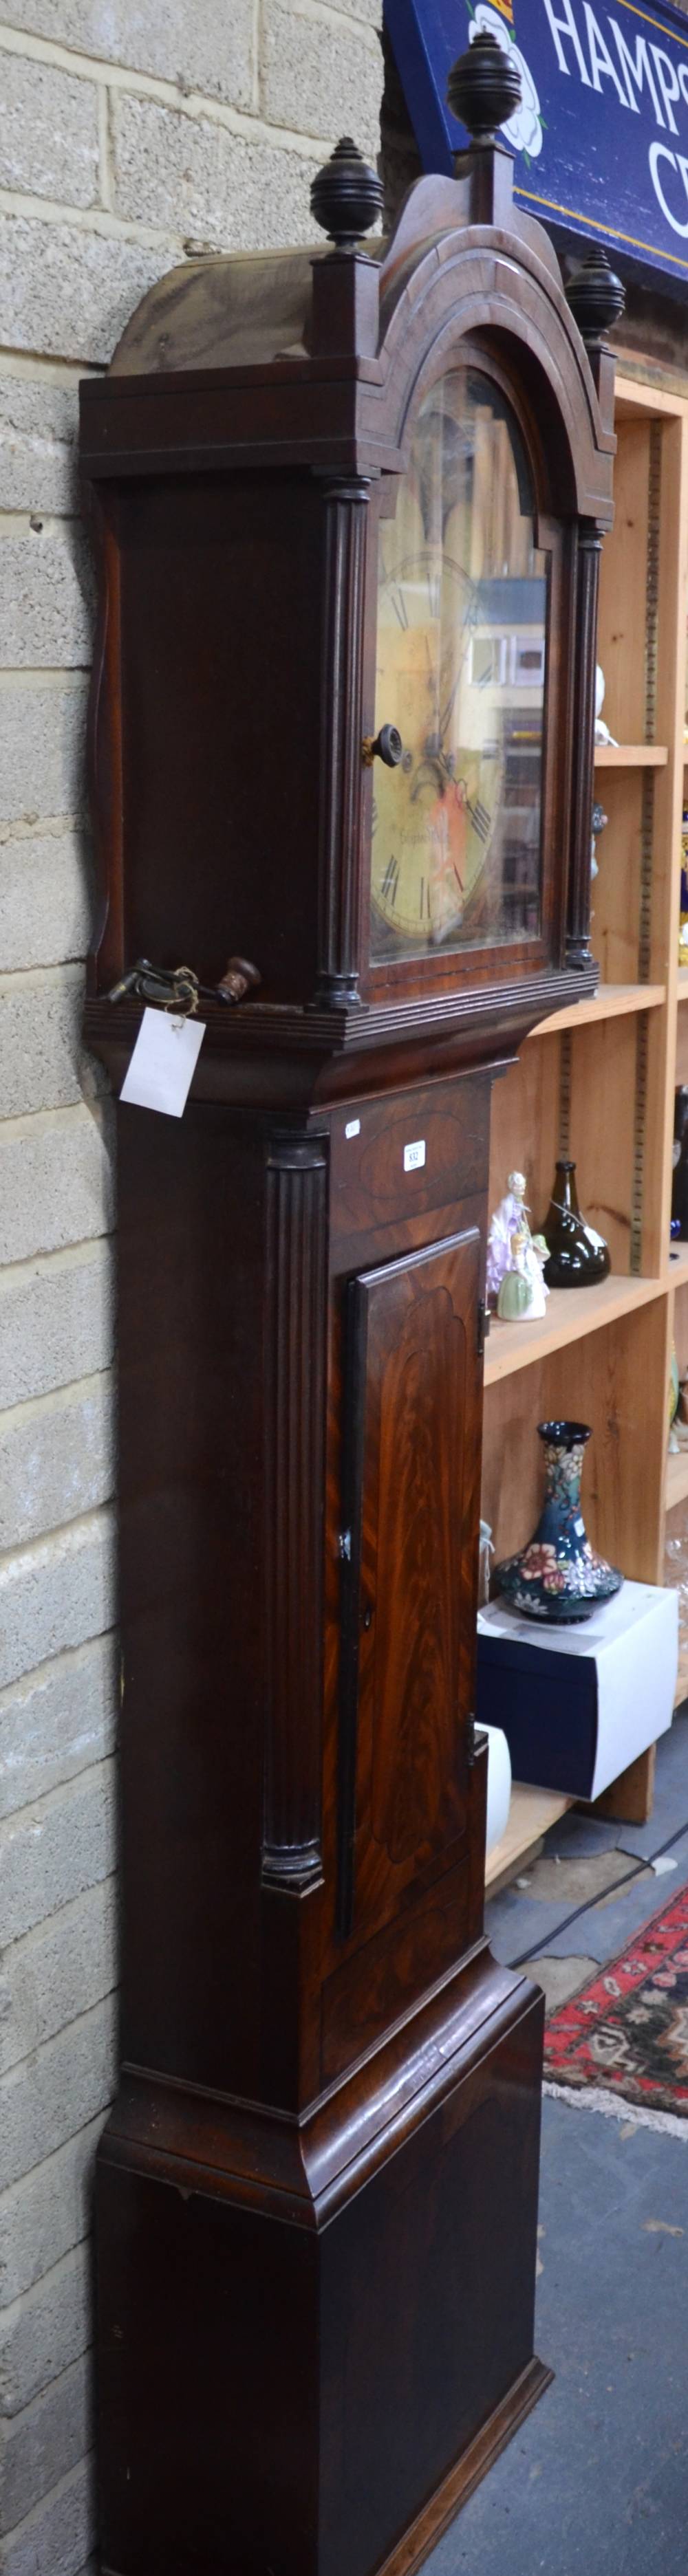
(650, 45, 681, 131)
(609, 25, 663, 120)
(345, 1118, 361, 1139)
(542, 0, 592, 85)
(649, 140, 688, 232)
(541, 0, 688, 238)
(583, 3, 627, 103)
(404, 1139, 426, 1172)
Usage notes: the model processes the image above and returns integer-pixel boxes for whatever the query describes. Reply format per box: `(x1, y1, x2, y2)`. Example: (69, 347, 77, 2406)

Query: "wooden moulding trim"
(370, 2359, 554, 2576)
(84, 965, 599, 1061)
(484, 1274, 668, 1387)
(377, 223, 615, 465)
(100, 1952, 539, 2219)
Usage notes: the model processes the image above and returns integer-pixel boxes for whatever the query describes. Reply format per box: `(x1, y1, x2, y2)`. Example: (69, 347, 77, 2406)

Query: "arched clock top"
(80, 46, 624, 1102)
(373, 231, 615, 527)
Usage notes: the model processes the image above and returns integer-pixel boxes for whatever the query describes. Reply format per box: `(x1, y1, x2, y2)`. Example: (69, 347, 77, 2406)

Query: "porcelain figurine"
(594, 664, 617, 746)
(495, 1419, 623, 1622)
(590, 798, 608, 882)
(487, 1170, 549, 1320)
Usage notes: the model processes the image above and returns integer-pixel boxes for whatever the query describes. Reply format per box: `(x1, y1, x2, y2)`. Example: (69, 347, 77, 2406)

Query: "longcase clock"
(80, 41, 620, 2576)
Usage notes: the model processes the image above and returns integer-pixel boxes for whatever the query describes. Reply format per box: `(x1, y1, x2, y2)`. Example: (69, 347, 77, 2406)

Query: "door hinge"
(338, 1529, 352, 1562)
(466, 1713, 476, 1765)
(477, 1297, 489, 1358)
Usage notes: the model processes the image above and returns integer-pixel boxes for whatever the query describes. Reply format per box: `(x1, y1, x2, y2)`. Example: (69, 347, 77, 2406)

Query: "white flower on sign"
(469, 3, 544, 160)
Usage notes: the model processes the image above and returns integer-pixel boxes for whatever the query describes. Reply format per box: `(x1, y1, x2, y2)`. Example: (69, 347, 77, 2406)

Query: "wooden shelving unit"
(483, 368, 688, 1881)
(484, 1273, 666, 1387)
(594, 743, 668, 769)
(528, 982, 665, 1039)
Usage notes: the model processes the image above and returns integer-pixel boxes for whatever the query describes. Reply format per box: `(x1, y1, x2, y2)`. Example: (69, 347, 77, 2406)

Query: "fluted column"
(566, 522, 603, 972)
(261, 1133, 328, 1890)
(312, 476, 370, 1009)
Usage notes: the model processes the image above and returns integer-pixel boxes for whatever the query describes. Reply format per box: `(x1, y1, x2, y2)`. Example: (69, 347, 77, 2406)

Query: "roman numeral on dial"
(467, 797, 491, 844)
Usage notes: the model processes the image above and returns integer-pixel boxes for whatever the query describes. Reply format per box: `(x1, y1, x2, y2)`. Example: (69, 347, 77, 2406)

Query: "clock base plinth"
(98, 2368, 552, 2576)
(95, 1954, 548, 2576)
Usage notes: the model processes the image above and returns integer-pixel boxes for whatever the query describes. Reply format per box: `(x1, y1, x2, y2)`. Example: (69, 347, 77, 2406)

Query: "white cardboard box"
(476, 1580, 678, 1800)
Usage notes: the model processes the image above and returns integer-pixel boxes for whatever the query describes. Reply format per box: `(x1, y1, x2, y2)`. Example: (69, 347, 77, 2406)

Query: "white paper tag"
(120, 1007, 205, 1117)
(404, 1138, 426, 1172)
(345, 1118, 361, 1140)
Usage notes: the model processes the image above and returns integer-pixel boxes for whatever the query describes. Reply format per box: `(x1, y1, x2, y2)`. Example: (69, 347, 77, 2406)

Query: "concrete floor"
(425, 1707, 688, 2576)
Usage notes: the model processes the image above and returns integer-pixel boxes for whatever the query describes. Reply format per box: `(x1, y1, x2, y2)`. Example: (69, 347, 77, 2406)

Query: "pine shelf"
(485, 1786, 572, 1893)
(594, 743, 668, 767)
(484, 1274, 665, 1388)
(528, 981, 665, 1040)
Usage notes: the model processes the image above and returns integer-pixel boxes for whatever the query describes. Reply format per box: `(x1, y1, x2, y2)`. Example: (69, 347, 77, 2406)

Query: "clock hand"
(438, 593, 480, 739)
(411, 755, 444, 802)
(438, 655, 470, 743)
(425, 633, 440, 725)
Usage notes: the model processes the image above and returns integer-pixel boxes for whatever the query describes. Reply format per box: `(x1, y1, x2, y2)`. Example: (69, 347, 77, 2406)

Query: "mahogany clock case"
(81, 151, 615, 1080)
(80, 132, 616, 2576)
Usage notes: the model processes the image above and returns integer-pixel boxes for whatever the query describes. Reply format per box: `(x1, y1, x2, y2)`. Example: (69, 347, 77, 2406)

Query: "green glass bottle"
(541, 1159, 610, 1287)
(671, 1086, 688, 1241)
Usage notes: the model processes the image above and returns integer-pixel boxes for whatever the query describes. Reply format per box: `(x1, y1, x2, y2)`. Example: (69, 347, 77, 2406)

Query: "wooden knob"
(217, 956, 261, 1003)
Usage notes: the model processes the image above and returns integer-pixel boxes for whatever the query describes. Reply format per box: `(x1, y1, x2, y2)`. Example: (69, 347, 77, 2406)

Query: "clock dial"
(369, 369, 548, 967)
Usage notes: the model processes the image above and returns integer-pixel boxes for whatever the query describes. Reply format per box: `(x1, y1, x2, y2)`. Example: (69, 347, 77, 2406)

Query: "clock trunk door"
(338, 1227, 482, 1946)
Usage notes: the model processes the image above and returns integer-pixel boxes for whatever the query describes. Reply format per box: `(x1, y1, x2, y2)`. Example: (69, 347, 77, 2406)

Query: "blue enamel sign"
(385, 0, 688, 279)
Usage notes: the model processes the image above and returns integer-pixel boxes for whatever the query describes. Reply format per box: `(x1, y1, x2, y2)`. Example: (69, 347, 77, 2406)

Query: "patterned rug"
(544, 1884, 688, 2117)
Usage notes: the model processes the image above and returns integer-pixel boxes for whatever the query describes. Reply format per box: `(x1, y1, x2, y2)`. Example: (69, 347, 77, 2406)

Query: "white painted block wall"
(0, 7, 383, 2567)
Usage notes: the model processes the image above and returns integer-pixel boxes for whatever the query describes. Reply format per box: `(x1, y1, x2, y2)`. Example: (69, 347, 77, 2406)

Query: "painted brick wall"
(0, 9, 383, 2569)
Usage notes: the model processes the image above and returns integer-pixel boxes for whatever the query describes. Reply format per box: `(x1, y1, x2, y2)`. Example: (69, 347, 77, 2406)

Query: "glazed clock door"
(369, 364, 550, 970)
(337, 1226, 482, 1944)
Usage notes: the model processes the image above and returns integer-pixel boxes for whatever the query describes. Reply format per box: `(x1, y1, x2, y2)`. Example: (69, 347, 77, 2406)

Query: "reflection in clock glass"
(370, 366, 548, 965)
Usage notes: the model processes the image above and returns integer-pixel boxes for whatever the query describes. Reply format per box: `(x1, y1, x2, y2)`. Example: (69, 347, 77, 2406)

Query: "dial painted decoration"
(370, 367, 548, 965)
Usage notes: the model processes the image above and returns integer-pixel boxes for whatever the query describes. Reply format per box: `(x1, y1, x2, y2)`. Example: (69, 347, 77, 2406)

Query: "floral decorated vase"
(495, 1419, 623, 1622)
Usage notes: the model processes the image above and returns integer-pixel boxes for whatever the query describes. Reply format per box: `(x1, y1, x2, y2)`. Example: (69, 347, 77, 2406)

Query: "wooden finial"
(565, 245, 625, 345)
(310, 136, 383, 250)
(447, 31, 521, 145)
